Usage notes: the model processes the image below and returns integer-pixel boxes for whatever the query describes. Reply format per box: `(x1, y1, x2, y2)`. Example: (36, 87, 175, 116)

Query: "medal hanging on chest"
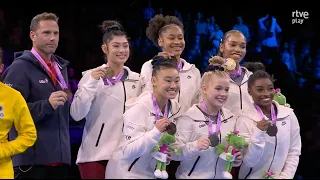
(31, 48, 72, 101)
(152, 92, 169, 122)
(254, 104, 278, 137)
(103, 64, 123, 86)
(201, 100, 222, 147)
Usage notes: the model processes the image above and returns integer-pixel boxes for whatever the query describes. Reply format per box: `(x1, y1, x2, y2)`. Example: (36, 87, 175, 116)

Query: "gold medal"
(105, 67, 115, 78)
(224, 58, 236, 71)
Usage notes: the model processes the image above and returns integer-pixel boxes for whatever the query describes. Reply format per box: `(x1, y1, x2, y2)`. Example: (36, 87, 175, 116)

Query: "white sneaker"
(222, 171, 233, 179)
(161, 171, 168, 179)
(154, 169, 162, 178)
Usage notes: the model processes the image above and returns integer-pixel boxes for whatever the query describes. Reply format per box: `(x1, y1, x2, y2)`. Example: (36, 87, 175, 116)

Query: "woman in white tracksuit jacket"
(70, 20, 141, 179)
(172, 57, 243, 179)
(236, 69, 301, 179)
(141, 14, 202, 114)
(217, 30, 254, 118)
(105, 56, 183, 179)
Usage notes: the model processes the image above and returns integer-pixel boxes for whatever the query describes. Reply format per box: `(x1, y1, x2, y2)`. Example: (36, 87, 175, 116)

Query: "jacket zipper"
(95, 123, 105, 147)
(236, 72, 249, 110)
(188, 156, 200, 176)
(212, 157, 220, 179)
(122, 81, 127, 132)
(212, 133, 222, 178)
(239, 86, 243, 109)
(128, 157, 140, 171)
(122, 81, 127, 114)
(57, 65, 65, 163)
(58, 107, 62, 162)
(244, 168, 253, 179)
(267, 137, 278, 171)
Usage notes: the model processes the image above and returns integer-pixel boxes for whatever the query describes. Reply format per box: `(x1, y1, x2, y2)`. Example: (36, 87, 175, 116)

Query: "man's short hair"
(30, 12, 59, 31)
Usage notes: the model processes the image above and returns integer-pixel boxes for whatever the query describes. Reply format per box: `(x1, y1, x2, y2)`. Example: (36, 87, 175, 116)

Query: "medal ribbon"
(201, 100, 222, 135)
(152, 92, 169, 121)
(177, 60, 183, 72)
(232, 66, 242, 76)
(31, 48, 67, 89)
(254, 104, 276, 125)
(103, 63, 123, 86)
